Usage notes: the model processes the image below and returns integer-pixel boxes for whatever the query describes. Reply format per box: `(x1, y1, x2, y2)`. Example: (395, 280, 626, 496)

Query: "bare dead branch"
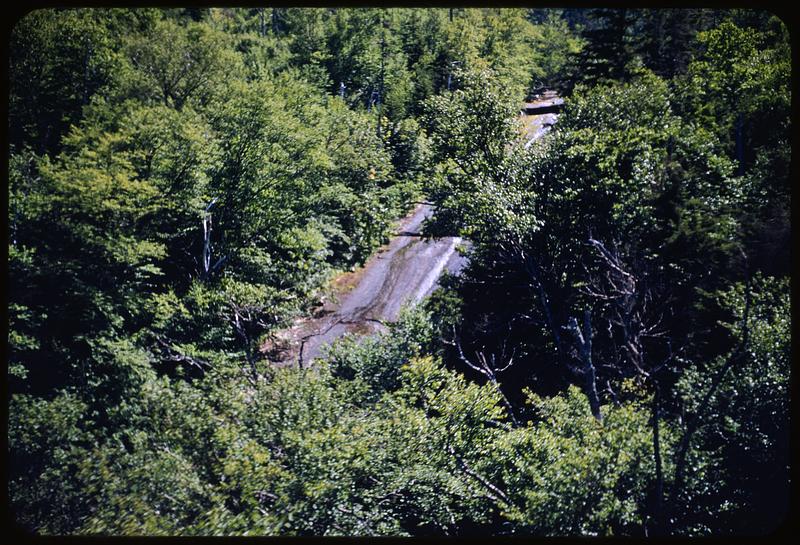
(447, 444, 510, 506)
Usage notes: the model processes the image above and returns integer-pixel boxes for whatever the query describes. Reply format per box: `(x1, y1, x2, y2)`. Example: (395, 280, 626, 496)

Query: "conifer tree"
(574, 8, 634, 84)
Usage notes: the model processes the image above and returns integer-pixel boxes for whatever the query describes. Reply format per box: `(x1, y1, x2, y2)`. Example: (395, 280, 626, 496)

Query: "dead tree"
(154, 335, 212, 373)
(445, 327, 521, 427)
(496, 235, 569, 367)
(201, 198, 227, 281)
(201, 198, 216, 280)
(224, 297, 275, 385)
(583, 239, 669, 528)
(489, 233, 608, 425)
(564, 309, 603, 422)
(582, 238, 673, 380)
(581, 237, 719, 535)
(498, 234, 608, 424)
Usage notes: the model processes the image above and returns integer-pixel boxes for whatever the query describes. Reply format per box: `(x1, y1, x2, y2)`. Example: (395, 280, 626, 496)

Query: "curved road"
(268, 92, 559, 367)
(270, 203, 467, 366)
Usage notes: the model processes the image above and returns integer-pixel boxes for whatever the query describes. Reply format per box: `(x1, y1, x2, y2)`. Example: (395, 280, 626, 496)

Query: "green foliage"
(422, 68, 534, 243)
(8, 7, 790, 538)
(124, 18, 238, 110)
(572, 8, 639, 85)
(527, 11, 583, 90)
(675, 19, 790, 275)
(631, 10, 699, 78)
(498, 387, 675, 535)
(9, 9, 125, 153)
(9, 393, 93, 534)
(675, 275, 790, 533)
(423, 12, 789, 536)
(327, 306, 436, 402)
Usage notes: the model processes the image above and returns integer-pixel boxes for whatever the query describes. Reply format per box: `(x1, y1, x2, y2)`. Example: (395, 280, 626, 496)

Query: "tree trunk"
(259, 8, 265, 37)
(202, 212, 212, 280)
(377, 13, 386, 138)
(735, 112, 745, 176)
(651, 379, 665, 535)
(568, 309, 603, 422)
(666, 270, 751, 531)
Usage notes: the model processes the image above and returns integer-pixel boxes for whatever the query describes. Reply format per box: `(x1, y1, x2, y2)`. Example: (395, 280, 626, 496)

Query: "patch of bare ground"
(260, 203, 424, 365)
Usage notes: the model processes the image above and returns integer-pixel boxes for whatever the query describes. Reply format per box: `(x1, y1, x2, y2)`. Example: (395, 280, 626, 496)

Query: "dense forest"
(7, 7, 791, 536)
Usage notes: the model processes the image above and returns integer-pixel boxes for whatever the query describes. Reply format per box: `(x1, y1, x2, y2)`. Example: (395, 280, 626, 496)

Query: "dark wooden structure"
(522, 97, 564, 115)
